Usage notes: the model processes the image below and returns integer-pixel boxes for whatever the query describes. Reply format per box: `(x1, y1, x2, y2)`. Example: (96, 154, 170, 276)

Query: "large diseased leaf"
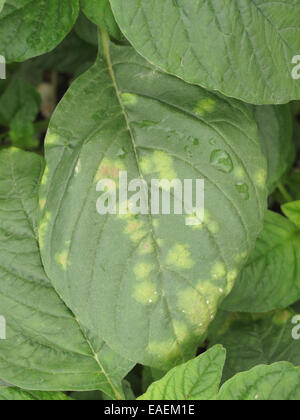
(0, 0, 80, 62)
(253, 105, 295, 193)
(223, 211, 300, 313)
(0, 388, 71, 401)
(39, 37, 267, 369)
(139, 345, 226, 400)
(110, 0, 300, 105)
(217, 362, 300, 400)
(0, 148, 133, 399)
(81, 0, 122, 40)
(209, 310, 300, 383)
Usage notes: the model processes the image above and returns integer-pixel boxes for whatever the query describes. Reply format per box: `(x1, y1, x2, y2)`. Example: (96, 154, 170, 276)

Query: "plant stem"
(278, 182, 293, 203)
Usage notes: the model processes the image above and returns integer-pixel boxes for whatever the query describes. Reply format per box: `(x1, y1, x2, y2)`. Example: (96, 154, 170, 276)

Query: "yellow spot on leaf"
(273, 310, 292, 326)
(166, 243, 194, 269)
(178, 288, 208, 327)
(133, 281, 158, 305)
(94, 158, 125, 183)
(140, 151, 176, 181)
(55, 251, 68, 271)
(39, 198, 46, 210)
(194, 98, 215, 116)
(173, 320, 190, 344)
(148, 339, 181, 363)
(120, 92, 138, 106)
(38, 212, 51, 250)
(255, 169, 267, 188)
(134, 262, 154, 280)
(211, 262, 227, 280)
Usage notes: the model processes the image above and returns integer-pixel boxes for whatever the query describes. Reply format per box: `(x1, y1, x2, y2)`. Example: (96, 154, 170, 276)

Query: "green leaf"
(0, 148, 133, 399)
(223, 211, 300, 313)
(0, 76, 41, 148)
(110, 0, 300, 105)
(81, 0, 122, 40)
(74, 12, 98, 46)
(39, 36, 267, 369)
(282, 201, 300, 228)
(253, 105, 295, 193)
(0, 387, 71, 401)
(0, 0, 79, 62)
(209, 310, 300, 382)
(217, 362, 300, 400)
(138, 345, 226, 400)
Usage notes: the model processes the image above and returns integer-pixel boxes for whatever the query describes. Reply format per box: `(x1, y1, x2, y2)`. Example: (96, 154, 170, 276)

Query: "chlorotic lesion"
(166, 243, 194, 269)
(147, 339, 182, 364)
(134, 262, 154, 280)
(254, 169, 267, 188)
(120, 92, 138, 106)
(94, 158, 126, 183)
(125, 219, 147, 242)
(211, 262, 227, 280)
(55, 251, 69, 271)
(46, 131, 60, 147)
(39, 197, 46, 211)
(133, 281, 158, 305)
(177, 288, 209, 329)
(140, 151, 177, 181)
(194, 98, 215, 117)
(38, 212, 52, 250)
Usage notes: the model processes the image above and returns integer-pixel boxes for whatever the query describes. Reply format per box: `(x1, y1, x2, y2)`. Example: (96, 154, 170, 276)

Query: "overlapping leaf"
(0, 0, 79, 62)
(39, 37, 267, 369)
(139, 345, 226, 400)
(81, 0, 122, 40)
(223, 210, 300, 312)
(0, 148, 133, 399)
(110, 0, 300, 105)
(217, 362, 300, 400)
(209, 310, 300, 382)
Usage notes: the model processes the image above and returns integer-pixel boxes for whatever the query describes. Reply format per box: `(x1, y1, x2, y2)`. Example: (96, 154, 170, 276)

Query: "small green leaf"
(0, 148, 133, 399)
(209, 310, 300, 382)
(217, 362, 300, 400)
(223, 211, 300, 312)
(0, 76, 41, 148)
(0, 0, 5, 13)
(0, 0, 79, 62)
(0, 388, 71, 401)
(282, 201, 300, 229)
(110, 0, 300, 105)
(39, 38, 267, 369)
(139, 345, 226, 400)
(253, 105, 295, 193)
(81, 0, 122, 40)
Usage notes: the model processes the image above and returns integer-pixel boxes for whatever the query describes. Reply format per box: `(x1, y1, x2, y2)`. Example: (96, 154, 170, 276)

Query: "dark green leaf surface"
(0, 76, 41, 148)
(209, 310, 300, 382)
(0, 0, 79, 62)
(253, 105, 295, 193)
(110, 0, 300, 105)
(81, 0, 122, 40)
(39, 37, 267, 369)
(139, 345, 226, 400)
(0, 387, 71, 401)
(223, 211, 300, 312)
(0, 148, 133, 399)
(217, 362, 300, 400)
